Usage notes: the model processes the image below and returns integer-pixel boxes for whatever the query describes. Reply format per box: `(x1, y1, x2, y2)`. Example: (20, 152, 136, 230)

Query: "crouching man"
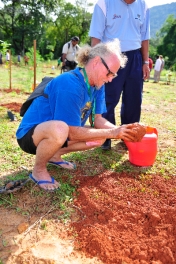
(16, 39, 145, 191)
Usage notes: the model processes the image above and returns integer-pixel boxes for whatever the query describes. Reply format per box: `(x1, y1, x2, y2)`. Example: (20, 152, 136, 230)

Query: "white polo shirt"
(89, 0, 150, 52)
(62, 41, 80, 62)
(154, 58, 162, 71)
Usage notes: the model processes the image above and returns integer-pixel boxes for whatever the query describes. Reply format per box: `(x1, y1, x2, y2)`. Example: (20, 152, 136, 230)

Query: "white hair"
(77, 39, 127, 68)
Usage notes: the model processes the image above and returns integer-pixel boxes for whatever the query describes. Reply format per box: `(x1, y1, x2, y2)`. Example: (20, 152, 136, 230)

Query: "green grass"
(150, 68, 176, 83)
(0, 59, 60, 92)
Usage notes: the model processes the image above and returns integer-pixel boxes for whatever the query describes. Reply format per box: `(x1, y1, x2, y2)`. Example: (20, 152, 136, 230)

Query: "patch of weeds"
(30, 188, 47, 197)
(138, 174, 153, 181)
(21, 211, 30, 216)
(59, 182, 76, 199)
(0, 171, 29, 187)
(91, 148, 124, 170)
(163, 175, 171, 180)
(49, 180, 76, 222)
(65, 151, 88, 162)
(0, 109, 34, 175)
(58, 207, 74, 223)
(126, 187, 138, 193)
(90, 189, 109, 201)
(152, 190, 160, 197)
(140, 187, 146, 193)
(0, 193, 18, 208)
(2, 239, 8, 247)
(40, 220, 48, 231)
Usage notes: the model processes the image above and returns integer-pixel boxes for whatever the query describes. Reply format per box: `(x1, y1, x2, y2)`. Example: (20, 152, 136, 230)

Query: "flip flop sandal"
(29, 173, 60, 192)
(48, 160, 76, 170)
(0, 178, 30, 194)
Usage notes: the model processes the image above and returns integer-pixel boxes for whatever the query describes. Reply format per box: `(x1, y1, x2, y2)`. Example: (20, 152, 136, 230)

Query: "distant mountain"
(150, 2, 176, 38)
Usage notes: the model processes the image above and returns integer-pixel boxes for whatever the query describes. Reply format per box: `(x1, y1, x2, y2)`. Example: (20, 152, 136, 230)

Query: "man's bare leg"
(31, 121, 69, 190)
(49, 139, 105, 162)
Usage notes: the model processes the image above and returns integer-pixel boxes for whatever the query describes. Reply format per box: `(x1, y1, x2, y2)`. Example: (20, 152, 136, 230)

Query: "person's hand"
(113, 123, 146, 142)
(143, 64, 150, 80)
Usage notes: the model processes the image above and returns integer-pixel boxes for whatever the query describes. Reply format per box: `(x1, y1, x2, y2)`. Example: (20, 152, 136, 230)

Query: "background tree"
(0, 0, 92, 59)
(149, 15, 176, 68)
(50, 1, 92, 58)
(0, 0, 63, 55)
(157, 19, 176, 68)
(0, 40, 11, 55)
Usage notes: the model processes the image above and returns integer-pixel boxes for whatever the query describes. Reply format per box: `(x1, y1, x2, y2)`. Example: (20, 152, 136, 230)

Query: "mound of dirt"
(0, 102, 22, 112)
(0, 88, 22, 94)
(71, 172, 176, 264)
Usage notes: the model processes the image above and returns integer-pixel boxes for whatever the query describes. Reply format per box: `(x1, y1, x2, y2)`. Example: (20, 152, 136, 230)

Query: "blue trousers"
(102, 49, 143, 125)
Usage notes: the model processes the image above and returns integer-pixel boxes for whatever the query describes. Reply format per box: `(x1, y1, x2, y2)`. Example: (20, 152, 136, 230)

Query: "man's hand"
(143, 64, 150, 80)
(114, 123, 146, 142)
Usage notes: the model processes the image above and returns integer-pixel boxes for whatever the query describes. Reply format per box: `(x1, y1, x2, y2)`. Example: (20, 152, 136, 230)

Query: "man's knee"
(33, 121, 69, 147)
(51, 121, 69, 141)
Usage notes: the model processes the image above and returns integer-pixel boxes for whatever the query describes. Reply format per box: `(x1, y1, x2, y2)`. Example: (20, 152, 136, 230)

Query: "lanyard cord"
(82, 68, 95, 127)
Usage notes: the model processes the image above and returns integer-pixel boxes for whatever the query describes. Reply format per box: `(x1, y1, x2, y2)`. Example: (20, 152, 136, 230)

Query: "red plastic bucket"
(124, 127, 158, 166)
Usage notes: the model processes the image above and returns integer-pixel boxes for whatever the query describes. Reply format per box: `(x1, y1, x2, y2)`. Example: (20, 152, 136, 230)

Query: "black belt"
(122, 48, 140, 54)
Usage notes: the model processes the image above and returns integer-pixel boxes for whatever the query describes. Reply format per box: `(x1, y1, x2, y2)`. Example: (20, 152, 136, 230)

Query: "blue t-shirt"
(89, 0, 150, 52)
(16, 68, 106, 139)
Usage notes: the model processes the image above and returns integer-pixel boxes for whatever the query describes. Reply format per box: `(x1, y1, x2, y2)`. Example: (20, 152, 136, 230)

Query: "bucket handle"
(146, 126, 158, 137)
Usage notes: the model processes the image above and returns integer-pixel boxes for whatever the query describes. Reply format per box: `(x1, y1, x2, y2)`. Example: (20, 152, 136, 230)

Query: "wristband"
(143, 61, 149, 65)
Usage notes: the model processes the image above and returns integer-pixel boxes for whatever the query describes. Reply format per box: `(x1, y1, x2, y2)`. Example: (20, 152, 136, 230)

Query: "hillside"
(150, 2, 176, 37)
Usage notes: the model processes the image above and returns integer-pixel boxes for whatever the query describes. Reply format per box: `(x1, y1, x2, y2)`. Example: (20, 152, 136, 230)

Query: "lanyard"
(82, 68, 95, 127)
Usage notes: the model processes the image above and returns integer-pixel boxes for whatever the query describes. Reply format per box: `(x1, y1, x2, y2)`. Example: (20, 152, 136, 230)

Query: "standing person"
(0, 52, 2, 65)
(57, 57, 61, 68)
(24, 54, 29, 66)
(148, 57, 153, 72)
(6, 50, 10, 62)
(153, 55, 162, 83)
(17, 53, 21, 66)
(145, 56, 153, 81)
(89, 0, 150, 150)
(160, 55, 165, 78)
(16, 39, 145, 191)
(61, 36, 80, 72)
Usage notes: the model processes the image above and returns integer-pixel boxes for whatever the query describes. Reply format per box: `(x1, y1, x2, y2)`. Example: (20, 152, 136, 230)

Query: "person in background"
(166, 67, 172, 85)
(0, 52, 2, 65)
(89, 0, 150, 150)
(17, 53, 21, 66)
(145, 56, 153, 81)
(16, 39, 145, 192)
(57, 57, 61, 68)
(160, 55, 165, 79)
(153, 55, 162, 83)
(6, 50, 10, 62)
(61, 36, 80, 72)
(24, 54, 29, 66)
(148, 57, 153, 72)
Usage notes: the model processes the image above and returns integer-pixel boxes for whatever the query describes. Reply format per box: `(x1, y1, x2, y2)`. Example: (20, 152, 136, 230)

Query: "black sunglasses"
(100, 57, 117, 78)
